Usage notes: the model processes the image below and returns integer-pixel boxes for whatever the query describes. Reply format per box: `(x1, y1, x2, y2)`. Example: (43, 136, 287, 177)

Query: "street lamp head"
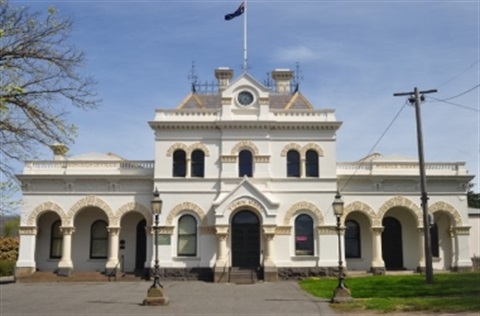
(151, 188, 163, 215)
(332, 191, 344, 217)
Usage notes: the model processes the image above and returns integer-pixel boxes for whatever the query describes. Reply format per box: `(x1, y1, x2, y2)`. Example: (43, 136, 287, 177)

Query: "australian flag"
(225, 2, 245, 21)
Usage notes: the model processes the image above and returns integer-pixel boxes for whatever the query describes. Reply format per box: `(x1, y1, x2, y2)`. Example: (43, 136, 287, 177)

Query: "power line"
(441, 84, 480, 101)
(427, 96, 479, 113)
(338, 100, 408, 193)
(436, 59, 480, 89)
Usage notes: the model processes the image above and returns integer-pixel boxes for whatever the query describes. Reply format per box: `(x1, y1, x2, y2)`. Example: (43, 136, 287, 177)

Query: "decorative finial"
(188, 61, 199, 93)
(292, 62, 304, 93)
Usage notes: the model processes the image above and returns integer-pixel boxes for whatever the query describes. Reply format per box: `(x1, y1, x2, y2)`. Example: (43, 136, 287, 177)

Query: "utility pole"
(393, 87, 437, 284)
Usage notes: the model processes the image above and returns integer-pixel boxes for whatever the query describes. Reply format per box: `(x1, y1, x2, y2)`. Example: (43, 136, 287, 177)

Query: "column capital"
(454, 226, 471, 236)
(107, 226, 121, 235)
(215, 225, 229, 236)
(59, 226, 75, 235)
(370, 226, 384, 234)
(18, 226, 37, 235)
(262, 225, 276, 236)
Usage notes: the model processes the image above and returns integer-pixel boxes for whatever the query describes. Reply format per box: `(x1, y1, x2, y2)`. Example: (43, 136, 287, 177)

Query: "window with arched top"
(177, 215, 197, 256)
(191, 150, 205, 178)
(345, 220, 361, 258)
(287, 150, 300, 177)
(238, 150, 253, 177)
(295, 214, 314, 255)
(50, 220, 63, 259)
(173, 149, 187, 177)
(305, 150, 319, 177)
(90, 220, 108, 259)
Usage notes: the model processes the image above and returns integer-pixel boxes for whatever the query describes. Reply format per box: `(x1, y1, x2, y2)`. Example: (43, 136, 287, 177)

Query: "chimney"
(271, 69, 294, 94)
(215, 67, 234, 91)
(50, 143, 69, 161)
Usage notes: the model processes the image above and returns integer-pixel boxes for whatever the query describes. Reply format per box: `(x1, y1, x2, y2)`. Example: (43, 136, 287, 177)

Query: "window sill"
(291, 256, 319, 261)
(173, 256, 201, 261)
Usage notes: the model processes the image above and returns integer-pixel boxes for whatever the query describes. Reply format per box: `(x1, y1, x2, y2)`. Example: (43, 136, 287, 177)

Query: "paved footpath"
(0, 281, 337, 316)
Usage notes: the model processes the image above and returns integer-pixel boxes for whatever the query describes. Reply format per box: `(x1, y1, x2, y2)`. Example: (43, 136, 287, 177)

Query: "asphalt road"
(0, 280, 337, 315)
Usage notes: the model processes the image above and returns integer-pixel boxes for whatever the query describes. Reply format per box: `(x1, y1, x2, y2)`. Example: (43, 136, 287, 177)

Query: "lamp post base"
(142, 287, 169, 306)
(331, 286, 353, 304)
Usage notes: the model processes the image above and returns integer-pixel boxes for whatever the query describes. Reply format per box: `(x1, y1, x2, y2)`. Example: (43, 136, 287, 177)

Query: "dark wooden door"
(382, 217, 404, 270)
(135, 219, 147, 271)
(231, 211, 260, 268)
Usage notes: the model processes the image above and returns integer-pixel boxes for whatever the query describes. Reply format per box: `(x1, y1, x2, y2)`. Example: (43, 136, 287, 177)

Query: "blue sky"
(15, 0, 480, 191)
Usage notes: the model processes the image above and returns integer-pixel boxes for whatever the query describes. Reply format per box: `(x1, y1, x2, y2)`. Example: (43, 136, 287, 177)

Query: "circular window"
(237, 90, 254, 106)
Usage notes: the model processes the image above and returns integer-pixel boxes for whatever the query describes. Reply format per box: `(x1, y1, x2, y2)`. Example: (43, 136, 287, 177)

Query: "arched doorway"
(382, 216, 404, 270)
(231, 211, 260, 268)
(135, 219, 147, 272)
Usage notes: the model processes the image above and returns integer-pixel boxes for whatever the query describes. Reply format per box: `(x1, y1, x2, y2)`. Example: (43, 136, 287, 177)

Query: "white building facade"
(15, 68, 474, 281)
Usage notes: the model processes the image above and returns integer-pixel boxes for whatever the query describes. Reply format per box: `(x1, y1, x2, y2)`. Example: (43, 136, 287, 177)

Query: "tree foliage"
(0, 180, 20, 215)
(0, 0, 100, 180)
(468, 186, 480, 209)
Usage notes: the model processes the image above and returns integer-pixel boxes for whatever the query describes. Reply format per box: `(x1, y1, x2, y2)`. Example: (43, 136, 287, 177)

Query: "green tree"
(0, 180, 20, 215)
(1, 216, 19, 237)
(0, 1, 100, 180)
(467, 184, 480, 209)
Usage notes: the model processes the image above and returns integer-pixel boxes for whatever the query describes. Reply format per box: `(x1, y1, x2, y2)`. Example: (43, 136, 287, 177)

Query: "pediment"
(212, 177, 279, 218)
(223, 72, 270, 96)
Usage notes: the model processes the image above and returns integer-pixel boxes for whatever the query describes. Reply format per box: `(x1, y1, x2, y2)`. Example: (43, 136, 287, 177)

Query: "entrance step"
(229, 267, 259, 284)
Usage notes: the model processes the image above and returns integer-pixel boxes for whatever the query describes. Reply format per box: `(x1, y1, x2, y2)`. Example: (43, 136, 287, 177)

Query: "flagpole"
(243, 0, 248, 72)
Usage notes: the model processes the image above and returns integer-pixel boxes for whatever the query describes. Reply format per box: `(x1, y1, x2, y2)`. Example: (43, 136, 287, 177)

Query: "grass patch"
(0, 260, 16, 277)
(299, 272, 480, 313)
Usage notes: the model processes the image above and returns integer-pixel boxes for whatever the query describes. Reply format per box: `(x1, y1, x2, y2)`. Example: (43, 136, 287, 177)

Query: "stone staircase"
(16, 271, 146, 283)
(229, 267, 259, 284)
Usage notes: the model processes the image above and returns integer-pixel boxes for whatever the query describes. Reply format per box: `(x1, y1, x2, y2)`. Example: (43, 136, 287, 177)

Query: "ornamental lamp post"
(142, 188, 169, 306)
(331, 191, 353, 303)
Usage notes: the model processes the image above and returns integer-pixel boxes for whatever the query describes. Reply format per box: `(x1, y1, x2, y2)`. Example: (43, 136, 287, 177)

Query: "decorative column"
(263, 225, 278, 282)
(214, 225, 229, 283)
(370, 227, 385, 274)
(300, 157, 306, 178)
(452, 226, 472, 271)
(58, 226, 75, 276)
(105, 226, 121, 276)
(416, 227, 426, 272)
(186, 157, 191, 177)
(15, 226, 38, 277)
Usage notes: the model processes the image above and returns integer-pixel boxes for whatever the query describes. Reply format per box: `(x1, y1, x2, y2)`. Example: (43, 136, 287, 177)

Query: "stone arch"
(26, 201, 68, 226)
(166, 143, 188, 157)
(226, 197, 266, 221)
(188, 143, 210, 156)
(429, 201, 462, 226)
(280, 143, 302, 157)
(377, 196, 422, 226)
(343, 201, 378, 226)
(283, 201, 324, 226)
(231, 140, 260, 155)
(301, 143, 324, 157)
(166, 202, 207, 226)
(67, 196, 115, 226)
(115, 202, 152, 227)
